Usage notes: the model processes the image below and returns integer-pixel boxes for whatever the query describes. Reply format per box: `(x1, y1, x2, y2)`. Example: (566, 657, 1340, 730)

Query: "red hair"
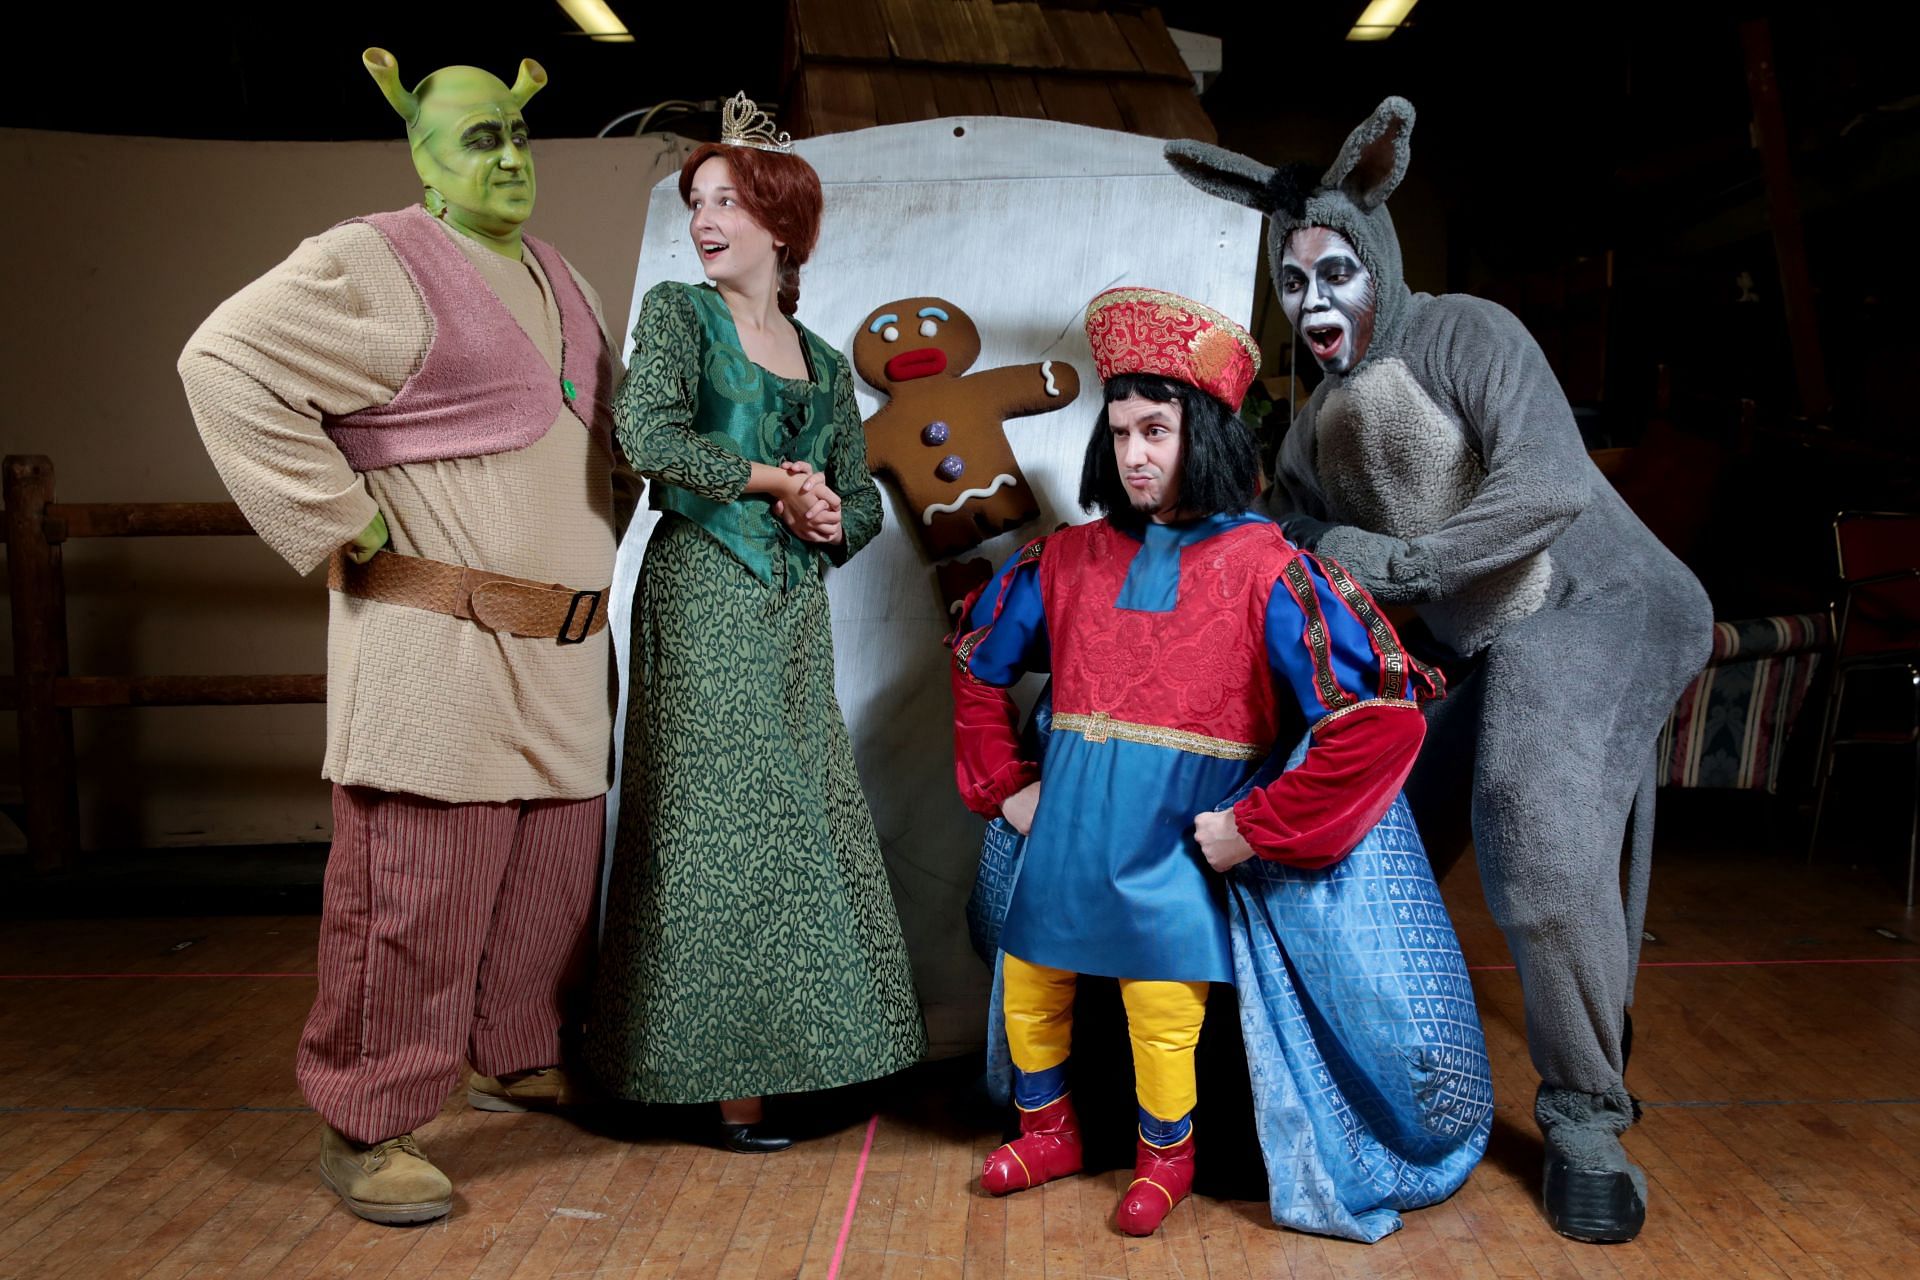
(679, 142, 824, 317)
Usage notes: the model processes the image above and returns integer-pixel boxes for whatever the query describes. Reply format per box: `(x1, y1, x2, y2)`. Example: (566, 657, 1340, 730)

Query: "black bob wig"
(1077, 373, 1261, 528)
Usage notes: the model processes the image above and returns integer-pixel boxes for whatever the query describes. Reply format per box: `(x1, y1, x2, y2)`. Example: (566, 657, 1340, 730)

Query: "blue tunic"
(961, 512, 1409, 984)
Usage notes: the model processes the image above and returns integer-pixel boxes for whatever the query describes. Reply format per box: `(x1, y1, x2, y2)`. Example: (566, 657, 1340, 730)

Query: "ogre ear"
(1322, 96, 1415, 211)
(1164, 140, 1279, 214)
(362, 48, 419, 126)
(509, 58, 548, 109)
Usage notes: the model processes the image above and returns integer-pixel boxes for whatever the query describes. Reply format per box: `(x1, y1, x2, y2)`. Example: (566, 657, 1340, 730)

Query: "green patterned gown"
(586, 280, 926, 1103)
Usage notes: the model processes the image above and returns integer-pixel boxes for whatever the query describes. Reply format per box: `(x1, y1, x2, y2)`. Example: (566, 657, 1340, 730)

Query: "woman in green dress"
(585, 127, 926, 1151)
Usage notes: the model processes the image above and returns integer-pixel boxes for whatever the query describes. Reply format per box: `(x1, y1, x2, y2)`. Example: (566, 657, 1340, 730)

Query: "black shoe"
(718, 1122, 794, 1154)
(1536, 1084, 1647, 1244)
(1542, 1148, 1647, 1243)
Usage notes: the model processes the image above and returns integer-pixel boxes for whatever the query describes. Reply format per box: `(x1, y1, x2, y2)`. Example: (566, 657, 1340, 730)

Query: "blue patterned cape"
(971, 729, 1492, 1243)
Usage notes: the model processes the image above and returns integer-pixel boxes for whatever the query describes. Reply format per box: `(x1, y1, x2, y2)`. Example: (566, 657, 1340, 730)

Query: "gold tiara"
(720, 90, 793, 153)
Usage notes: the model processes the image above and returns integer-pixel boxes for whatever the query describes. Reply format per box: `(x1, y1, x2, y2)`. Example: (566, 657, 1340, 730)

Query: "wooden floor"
(3, 806, 1918, 1279)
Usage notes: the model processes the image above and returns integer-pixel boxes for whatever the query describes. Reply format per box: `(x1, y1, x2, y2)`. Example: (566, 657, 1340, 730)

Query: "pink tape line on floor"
(1467, 957, 1920, 972)
(827, 1113, 880, 1280)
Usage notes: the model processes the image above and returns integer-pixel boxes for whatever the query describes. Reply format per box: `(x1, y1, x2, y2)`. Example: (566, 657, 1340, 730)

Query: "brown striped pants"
(297, 784, 604, 1142)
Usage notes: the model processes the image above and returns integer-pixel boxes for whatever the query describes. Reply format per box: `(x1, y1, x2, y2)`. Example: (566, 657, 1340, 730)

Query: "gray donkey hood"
(1166, 97, 1416, 371)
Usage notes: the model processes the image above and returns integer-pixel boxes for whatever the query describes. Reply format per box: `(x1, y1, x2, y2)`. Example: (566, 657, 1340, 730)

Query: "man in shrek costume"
(178, 48, 623, 1224)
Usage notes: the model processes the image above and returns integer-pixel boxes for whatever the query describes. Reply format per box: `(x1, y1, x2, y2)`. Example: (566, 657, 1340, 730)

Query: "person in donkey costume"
(1165, 98, 1713, 1243)
(950, 286, 1463, 1238)
(179, 48, 623, 1224)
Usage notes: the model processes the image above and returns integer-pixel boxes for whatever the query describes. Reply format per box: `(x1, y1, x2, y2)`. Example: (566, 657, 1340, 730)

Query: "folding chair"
(1808, 511, 1920, 907)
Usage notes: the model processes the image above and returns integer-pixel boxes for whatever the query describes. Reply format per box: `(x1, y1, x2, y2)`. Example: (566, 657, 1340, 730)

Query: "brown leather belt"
(327, 549, 609, 644)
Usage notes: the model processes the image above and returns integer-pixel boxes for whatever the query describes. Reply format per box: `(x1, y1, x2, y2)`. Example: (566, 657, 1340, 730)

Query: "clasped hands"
(1000, 781, 1257, 873)
(771, 460, 845, 545)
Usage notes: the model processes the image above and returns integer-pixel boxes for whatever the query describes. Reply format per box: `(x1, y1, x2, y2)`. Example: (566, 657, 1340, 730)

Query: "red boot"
(1113, 1133, 1196, 1236)
(981, 1094, 1084, 1195)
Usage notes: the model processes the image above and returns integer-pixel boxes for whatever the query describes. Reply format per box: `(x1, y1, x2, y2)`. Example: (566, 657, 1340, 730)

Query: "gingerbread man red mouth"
(884, 347, 948, 381)
(854, 295, 1081, 565)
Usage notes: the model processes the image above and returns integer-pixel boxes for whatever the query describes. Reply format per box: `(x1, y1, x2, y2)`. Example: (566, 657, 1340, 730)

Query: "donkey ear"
(1164, 140, 1279, 214)
(1322, 96, 1415, 211)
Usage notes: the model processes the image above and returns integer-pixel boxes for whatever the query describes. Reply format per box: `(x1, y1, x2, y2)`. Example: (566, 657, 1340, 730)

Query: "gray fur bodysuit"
(1167, 99, 1713, 1239)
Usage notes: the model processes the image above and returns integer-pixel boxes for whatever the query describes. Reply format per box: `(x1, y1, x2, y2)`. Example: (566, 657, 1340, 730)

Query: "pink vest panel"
(324, 205, 612, 470)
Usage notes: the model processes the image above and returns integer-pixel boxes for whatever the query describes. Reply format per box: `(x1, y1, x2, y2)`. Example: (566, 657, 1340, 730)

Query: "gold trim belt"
(1052, 712, 1265, 762)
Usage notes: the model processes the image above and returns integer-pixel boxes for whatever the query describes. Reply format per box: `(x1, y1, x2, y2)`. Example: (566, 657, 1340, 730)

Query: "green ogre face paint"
(362, 48, 547, 258)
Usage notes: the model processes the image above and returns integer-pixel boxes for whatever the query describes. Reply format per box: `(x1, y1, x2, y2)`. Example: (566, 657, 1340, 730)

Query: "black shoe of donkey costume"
(1537, 1084, 1646, 1244)
(1165, 99, 1712, 1244)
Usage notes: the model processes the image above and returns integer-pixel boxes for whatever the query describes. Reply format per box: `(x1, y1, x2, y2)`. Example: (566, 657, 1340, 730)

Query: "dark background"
(10, 1, 1918, 603)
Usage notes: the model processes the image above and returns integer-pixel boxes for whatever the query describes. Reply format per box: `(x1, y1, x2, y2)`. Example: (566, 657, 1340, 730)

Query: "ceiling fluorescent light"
(558, 0, 635, 42)
(1346, 0, 1420, 41)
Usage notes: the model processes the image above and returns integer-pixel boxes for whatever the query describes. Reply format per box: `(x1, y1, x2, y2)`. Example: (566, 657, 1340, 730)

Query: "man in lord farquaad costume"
(178, 50, 622, 1225)
(949, 288, 1443, 1237)
(1168, 99, 1713, 1243)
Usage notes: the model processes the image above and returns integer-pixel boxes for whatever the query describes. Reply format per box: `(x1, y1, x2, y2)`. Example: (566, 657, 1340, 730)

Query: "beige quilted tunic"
(179, 215, 621, 803)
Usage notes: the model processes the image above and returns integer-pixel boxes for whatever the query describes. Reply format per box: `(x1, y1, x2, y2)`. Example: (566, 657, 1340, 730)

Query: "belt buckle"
(557, 588, 602, 644)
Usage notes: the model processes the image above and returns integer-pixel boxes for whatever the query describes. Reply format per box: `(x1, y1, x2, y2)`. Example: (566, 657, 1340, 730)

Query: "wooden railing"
(2, 455, 325, 873)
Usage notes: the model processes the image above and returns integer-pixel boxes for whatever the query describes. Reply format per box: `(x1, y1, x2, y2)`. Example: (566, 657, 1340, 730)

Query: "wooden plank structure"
(783, 0, 1215, 142)
(0, 455, 325, 873)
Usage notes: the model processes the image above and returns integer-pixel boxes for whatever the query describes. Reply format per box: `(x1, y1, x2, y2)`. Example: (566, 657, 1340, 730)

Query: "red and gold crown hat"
(1083, 286, 1262, 412)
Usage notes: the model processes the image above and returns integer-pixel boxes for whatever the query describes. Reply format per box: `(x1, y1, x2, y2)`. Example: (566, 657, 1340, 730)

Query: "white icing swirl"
(1042, 360, 1060, 396)
(922, 473, 1018, 523)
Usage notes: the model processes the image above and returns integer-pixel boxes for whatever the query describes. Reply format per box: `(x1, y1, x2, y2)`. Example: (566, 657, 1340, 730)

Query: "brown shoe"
(467, 1065, 580, 1112)
(317, 1125, 453, 1225)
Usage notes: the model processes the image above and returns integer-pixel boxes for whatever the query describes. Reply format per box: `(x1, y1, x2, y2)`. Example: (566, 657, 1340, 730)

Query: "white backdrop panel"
(613, 117, 1263, 1055)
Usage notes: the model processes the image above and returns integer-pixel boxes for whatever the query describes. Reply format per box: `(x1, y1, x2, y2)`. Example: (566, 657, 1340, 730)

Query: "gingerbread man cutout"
(854, 296, 1080, 561)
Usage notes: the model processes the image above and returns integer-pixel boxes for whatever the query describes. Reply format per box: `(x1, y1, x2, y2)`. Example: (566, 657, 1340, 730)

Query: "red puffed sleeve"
(1233, 550, 1444, 868)
(947, 539, 1049, 819)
